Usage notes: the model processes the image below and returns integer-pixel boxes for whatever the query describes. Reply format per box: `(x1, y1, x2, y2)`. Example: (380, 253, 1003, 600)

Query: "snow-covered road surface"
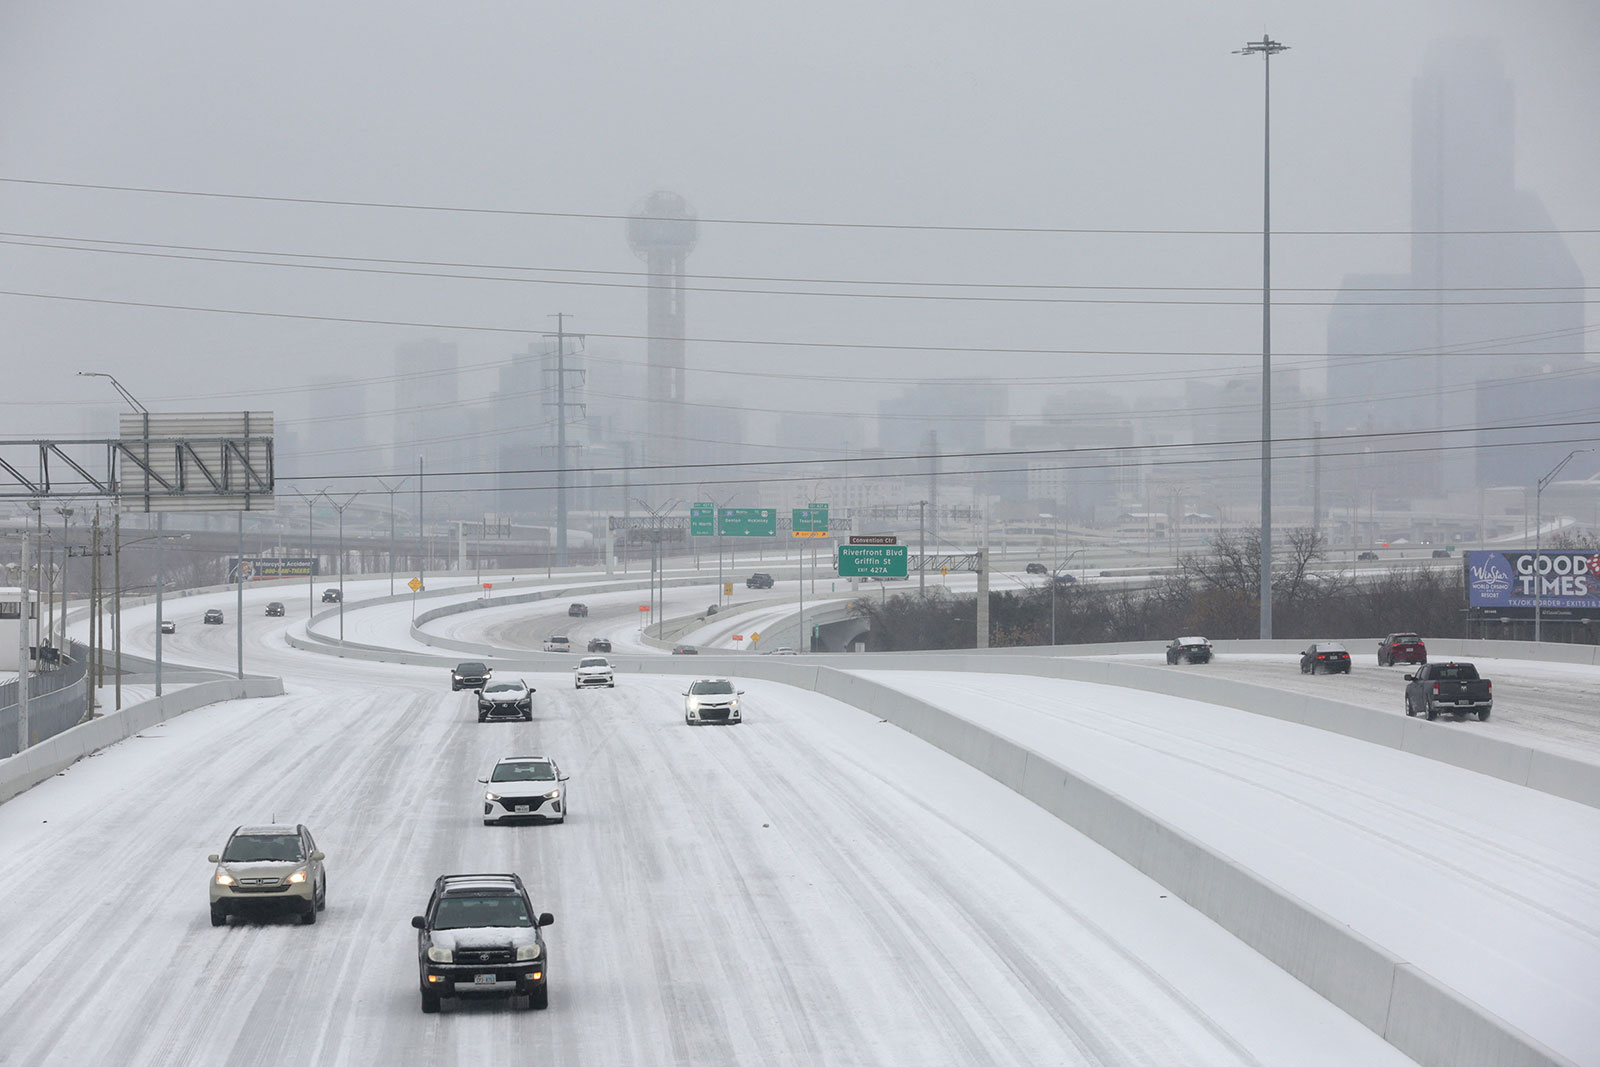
(0, 587, 1423, 1065)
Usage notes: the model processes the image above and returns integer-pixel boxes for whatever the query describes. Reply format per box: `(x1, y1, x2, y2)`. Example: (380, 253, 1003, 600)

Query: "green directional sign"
(690, 502, 715, 537)
(718, 507, 777, 537)
(837, 544, 908, 578)
(792, 503, 829, 538)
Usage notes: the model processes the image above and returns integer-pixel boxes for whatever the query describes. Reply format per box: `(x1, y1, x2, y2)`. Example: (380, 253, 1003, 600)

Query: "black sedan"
(478, 679, 534, 722)
(265, 602, 285, 617)
(1300, 643, 1352, 674)
(1165, 637, 1212, 665)
(203, 609, 224, 625)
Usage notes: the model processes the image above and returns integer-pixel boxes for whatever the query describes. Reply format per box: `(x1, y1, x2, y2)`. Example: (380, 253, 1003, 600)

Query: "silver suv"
(209, 824, 327, 926)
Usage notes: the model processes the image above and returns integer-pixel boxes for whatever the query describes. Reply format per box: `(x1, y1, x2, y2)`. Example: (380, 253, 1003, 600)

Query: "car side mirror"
(737, 689, 745, 695)
(559, 774, 569, 782)
(477, 777, 488, 784)
(411, 915, 427, 930)
(310, 850, 325, 862)
(537, 912, 555, 927)
(207, 854, 220, 864)
(1403, 674, 1415, 682)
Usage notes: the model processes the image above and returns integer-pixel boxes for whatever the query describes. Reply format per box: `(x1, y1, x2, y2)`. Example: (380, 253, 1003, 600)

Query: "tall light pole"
(1235, 34, 1289, 640)
(377, 476, 409, 596)
(290, 488, 328, 617)
(326, 493, 360, 644)
(1534, 448, 1593, 643)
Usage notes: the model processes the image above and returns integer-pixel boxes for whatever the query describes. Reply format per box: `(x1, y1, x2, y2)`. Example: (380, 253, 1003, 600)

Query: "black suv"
(411, 874, 554, 1013)
(265, 601, 286, 617)
(321, 588, 342, 603)
(452, 661, 493, 691)
(204, 609, 224, 625)
(1025, 562, 1048, 575)
(586, 637, 612, 653)
(746, 572, 774, 589)
(567, 603, 588, 617)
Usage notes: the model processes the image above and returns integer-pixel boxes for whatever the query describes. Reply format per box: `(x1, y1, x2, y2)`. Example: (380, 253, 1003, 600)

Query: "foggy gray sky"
(1, 0, 1596, 479)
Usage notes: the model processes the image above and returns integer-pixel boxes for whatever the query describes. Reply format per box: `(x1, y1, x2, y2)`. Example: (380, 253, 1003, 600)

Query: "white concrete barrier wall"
(0, 675, 285, 804)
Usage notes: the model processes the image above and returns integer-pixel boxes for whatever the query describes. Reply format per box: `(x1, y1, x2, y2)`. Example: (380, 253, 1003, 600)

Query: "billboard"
(229, 558, 318, 582)
(119, 411, 275, 513)
(1465, 550, 1600, 612)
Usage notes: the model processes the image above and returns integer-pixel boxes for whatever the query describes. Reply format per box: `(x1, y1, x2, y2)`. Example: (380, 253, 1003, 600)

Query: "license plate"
(1459, 700, 1471, 706)
(515, 805, 529, 813)
(474, 973, 497, 986)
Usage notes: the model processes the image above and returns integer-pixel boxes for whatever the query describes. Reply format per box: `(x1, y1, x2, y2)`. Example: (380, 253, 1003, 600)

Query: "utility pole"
(418, 457, 425, 590)
(113, 513, 122, 710)
(919, 500, 927, 596)
(17, 528, 30, 753)
(545, 313, 586, 569)
(1235, 34, 1289, 640)
(236, 512, 244, 680)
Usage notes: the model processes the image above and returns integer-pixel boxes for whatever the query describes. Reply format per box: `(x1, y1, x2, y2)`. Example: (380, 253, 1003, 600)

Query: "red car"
(1377, 633, 1427, 667)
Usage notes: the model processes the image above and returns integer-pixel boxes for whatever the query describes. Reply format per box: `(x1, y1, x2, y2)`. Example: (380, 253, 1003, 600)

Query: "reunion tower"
(626, 191, 698, 480)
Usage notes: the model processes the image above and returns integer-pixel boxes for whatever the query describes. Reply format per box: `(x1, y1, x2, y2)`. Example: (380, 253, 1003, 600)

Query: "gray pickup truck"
(1404, 662, 1493, 721)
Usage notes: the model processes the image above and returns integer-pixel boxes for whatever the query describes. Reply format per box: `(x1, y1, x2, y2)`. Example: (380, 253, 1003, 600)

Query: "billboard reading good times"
(1465, 550, 1599, 611)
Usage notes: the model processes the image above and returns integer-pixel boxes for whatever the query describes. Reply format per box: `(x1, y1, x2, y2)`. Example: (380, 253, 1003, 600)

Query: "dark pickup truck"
(1404, 662, 1493, 721)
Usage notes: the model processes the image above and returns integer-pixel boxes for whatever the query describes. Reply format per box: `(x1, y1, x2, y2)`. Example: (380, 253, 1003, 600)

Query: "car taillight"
(1486, 681, 1491, 693)
(1317, 655, 1326, 660)
(1432, 682, 1439, 694)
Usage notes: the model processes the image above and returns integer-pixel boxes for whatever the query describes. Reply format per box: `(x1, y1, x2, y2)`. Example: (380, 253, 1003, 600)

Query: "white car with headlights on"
(480, 756, 569, 824)
(208, 823, 327, 926)
(684, 678, 744, 725)
(573, 656, 615, 689)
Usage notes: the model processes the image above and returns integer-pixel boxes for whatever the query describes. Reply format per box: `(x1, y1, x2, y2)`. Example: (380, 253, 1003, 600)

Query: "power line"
(5, 230, 1595, 294)
(4, 176, 1597, 236)
(6, 287, 1598, 360)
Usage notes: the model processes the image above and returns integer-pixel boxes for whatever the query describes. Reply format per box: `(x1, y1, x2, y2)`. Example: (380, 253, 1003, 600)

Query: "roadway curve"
(0, 579, 1414, 1065)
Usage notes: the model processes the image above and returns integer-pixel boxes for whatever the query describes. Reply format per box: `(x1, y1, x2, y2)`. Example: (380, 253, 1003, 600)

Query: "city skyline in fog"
(1, 1, 1596, 524)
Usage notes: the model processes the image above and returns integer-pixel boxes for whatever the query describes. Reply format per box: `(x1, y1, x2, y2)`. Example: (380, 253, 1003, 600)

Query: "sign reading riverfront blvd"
(837, 544, 908, 578)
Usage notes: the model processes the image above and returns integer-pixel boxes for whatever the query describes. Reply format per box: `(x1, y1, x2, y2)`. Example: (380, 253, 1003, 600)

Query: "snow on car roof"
(235, 824, 298, 836)
(495, 755, 551, 764)
(1176, 636, 1208, 645)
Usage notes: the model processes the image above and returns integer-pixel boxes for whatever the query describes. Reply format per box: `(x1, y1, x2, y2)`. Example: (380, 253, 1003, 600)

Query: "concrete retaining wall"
(0, 674, 285, 805)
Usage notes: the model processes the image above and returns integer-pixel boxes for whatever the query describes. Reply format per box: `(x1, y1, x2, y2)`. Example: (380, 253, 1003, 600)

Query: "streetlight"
(1048, 548, 1085, 647)
(633, 497, 678, 639)
(1535, 448, 1594, 642)
(325, 493, 361, 644)
(289, 487, 329, 617)
(1234, 34, 1289, 640)
(377, 476, 409, 596)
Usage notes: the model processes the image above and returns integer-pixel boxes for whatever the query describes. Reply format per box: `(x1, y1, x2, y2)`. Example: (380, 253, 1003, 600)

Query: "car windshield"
(547, 637, 569, 644)
(492, 761, 556, 782)
(579, 658, 608, 668)
(483, 681, 523, 694)
(690, 680, 734, 695)
(433, 895, 531, 930)
(1392, 636, 1420, 644)
(457, 663, 487, 674)
(222, 833, 303, 863)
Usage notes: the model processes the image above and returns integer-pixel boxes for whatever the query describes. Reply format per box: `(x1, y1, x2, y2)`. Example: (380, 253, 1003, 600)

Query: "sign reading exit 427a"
(837, 544, 908, 578)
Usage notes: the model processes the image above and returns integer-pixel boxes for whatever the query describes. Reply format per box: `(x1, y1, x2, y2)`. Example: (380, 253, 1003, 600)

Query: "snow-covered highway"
(4, 576, 1594, 1064)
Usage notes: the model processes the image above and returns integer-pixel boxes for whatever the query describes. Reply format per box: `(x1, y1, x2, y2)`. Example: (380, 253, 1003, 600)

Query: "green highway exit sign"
(837, 544, 908, 578)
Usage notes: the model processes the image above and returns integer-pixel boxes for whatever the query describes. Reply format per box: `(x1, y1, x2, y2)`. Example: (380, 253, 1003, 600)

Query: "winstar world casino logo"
(1469, 555, 1513, 595)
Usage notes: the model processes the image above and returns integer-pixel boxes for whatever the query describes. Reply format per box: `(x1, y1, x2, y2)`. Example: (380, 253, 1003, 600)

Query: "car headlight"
(485, 791, 501, 801)
(544, 789, 561, 800)
(516, 944, 543, 961)
(215, 871, 235, 886)
(286, 869, 308, 884)
(427, 946, 453, 963)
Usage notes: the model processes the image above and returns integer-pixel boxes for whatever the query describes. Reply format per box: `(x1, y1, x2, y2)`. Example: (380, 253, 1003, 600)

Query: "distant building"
(1324, 39, 1591, 498)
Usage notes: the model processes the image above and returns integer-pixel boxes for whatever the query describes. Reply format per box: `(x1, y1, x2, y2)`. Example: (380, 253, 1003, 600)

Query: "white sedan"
(573, 657, 615, 689)
(479, 755, 568, 824)
(684, 678, 743, 725)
